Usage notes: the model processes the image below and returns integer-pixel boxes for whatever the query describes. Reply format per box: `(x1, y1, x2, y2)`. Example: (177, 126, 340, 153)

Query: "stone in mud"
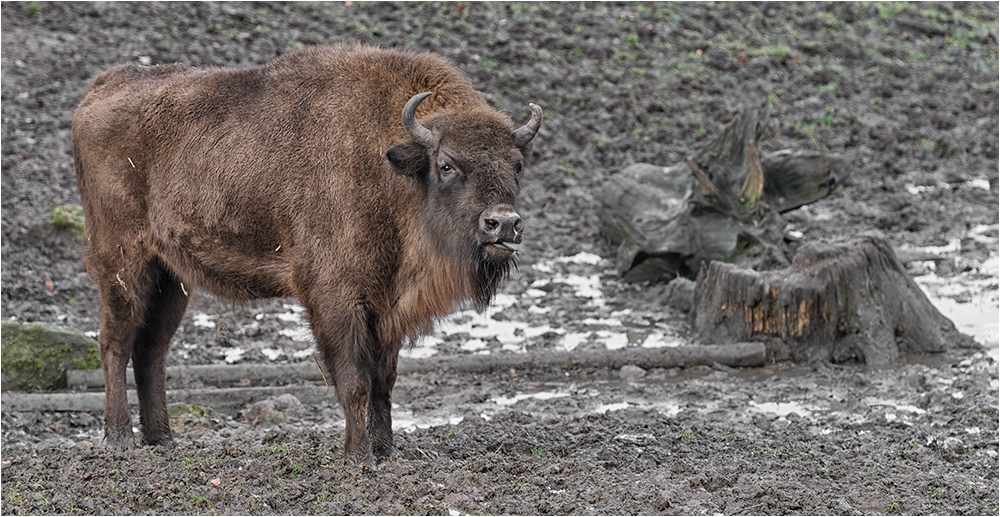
(619, 364, 647, 381)
(244, 393, 306, 424)
(0, 321, 101, 391)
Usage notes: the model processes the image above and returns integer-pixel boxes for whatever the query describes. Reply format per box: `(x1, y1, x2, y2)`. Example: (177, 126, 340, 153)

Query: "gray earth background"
(1, 2, 999, 515)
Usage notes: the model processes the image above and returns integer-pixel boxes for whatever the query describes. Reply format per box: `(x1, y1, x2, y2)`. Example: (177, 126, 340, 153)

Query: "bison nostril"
(480, 207, 521, 239)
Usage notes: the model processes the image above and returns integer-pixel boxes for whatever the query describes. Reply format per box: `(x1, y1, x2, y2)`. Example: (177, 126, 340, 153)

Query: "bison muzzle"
(72, 44, 542, 464)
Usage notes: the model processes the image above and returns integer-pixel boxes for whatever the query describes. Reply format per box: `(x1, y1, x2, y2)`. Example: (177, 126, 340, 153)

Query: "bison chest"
(381, 248, 479, 345)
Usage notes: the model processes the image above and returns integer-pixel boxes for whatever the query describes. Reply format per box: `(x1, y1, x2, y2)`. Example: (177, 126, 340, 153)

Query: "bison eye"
(439, 163, 458, 181)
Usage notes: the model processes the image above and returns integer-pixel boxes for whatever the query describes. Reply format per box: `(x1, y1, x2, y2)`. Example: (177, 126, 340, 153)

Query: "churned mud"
(2, 2, 998, 515)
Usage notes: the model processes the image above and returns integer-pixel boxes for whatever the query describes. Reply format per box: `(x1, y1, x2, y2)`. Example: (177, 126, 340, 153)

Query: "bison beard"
(72, 44, 541, 464)
(474, 248, 514, 310)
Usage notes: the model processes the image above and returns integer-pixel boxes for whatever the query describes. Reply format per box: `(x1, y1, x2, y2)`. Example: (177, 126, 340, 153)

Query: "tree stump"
(692, 233, 974, 366)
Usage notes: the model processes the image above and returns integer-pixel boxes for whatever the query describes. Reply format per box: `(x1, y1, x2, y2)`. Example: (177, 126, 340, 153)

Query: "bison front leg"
(368, 352, 399, 462)
(312, 303, 379, 466)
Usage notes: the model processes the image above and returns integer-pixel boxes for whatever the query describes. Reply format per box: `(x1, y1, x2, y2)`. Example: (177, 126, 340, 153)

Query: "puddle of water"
(750, 401, 813, 417)
(593, 401, 630, 414)
(926, 293, 999, 352)
(915, 273, 999, 361)
(641, 331, 684, 348)
(392, 413, 464, 433)
(595, 330, 629, 350)
(491, 391, 570, 407)
(861, 397, 927, 415)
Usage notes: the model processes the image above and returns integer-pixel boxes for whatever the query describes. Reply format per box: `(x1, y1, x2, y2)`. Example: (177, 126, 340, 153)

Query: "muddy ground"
(2, 2, 998, 515)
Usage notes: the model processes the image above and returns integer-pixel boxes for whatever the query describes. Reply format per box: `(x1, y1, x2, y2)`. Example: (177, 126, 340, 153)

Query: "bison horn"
(401, 92, 437, 149)
(513, 103, 543, 148)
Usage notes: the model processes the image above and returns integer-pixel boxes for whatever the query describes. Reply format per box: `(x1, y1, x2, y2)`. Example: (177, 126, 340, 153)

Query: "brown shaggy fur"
(72, 44, 540, 463)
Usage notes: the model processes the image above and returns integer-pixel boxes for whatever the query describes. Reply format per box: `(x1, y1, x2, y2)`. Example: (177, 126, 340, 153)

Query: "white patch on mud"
(492, 391, 570, 406)
(904, 231, 1000, 360)
(559, 331, 591, 351)
(749, 401, 812, 417)
(460, 339, 488, 352)
(290, 345, 316, 360)
(554, 273, 605, 301)
(528, 304, 551, 314)
(260, 348, 283, 361)
(555, 252, 604, 265)
(392, 412, 463, 433)
(967, 178, 991, 190)
(222, 347, 245, 364)
(192, 312, 216, 328)
(862, 398, 927, 415)
(593, 401, 630, 413)
(403, 336, 441, 359)
(595, 330, 628, 350)
(641, 331, 683, 348)
(435, 309, 564, 347)
(582, 317, 622, 326)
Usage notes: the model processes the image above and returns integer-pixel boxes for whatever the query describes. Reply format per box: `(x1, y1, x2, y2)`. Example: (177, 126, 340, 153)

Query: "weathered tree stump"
(692, 233, 974, 366)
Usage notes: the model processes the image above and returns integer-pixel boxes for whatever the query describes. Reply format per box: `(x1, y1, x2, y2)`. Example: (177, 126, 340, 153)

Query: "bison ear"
(386, 141, 430, 178)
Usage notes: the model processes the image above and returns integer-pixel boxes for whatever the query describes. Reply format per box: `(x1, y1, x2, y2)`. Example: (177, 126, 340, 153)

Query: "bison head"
(386, 92, 542, 305)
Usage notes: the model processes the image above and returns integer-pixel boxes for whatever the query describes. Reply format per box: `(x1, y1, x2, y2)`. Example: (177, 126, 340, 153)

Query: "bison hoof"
(346, 448, 378, 468)
(104, 427, 137, 452)
(373, 444, 396, 463)
(141, 431, 176, 448)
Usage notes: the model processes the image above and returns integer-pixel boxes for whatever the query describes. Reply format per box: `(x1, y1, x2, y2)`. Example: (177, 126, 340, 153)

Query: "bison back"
(71, 45, 482, 302)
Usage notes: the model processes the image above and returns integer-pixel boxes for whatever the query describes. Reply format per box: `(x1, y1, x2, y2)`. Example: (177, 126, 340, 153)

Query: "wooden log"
(64, 343, 767, 391)
(692, 233, 974, 366)
(405, 342, 766, 373)
(66, 362, 323, 391)
(0, 385, 333, 414)
(7, 344, 766, 413)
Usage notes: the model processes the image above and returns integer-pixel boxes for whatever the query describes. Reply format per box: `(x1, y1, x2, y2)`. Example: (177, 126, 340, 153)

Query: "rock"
(1, 321, 101, 391)
(244, 393, 306, 424)
(663, 277, 695, 313)
(619, 364, 647, 381)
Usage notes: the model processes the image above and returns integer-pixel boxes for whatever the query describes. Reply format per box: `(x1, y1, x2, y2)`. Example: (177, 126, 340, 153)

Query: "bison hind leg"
(94, 251, 187, 451)
(132, 260, 189, 447)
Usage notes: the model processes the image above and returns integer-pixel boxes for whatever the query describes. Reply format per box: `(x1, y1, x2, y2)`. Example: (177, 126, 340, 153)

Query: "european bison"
(72, 44, 542, 464)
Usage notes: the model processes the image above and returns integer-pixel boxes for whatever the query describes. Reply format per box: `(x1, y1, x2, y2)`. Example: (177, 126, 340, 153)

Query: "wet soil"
(2, 2, 998, 515)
